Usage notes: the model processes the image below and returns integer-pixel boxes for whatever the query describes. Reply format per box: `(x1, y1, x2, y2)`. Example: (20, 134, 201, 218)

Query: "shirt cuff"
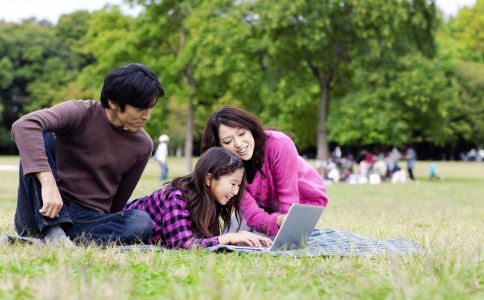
(183, 236, 220, 249)
(266, 213, 281, 238)
(204, 236, 220, 248)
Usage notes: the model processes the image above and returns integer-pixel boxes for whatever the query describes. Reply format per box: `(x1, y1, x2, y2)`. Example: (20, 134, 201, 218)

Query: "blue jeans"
(14, 132, 153, 245)
(158, 161, 168, 181)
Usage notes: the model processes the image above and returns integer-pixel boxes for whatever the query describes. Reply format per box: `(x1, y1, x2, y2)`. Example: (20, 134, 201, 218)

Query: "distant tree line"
(0, 0, 482, 166)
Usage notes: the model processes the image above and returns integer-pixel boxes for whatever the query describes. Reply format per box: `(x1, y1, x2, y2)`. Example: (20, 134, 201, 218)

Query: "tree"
(0, 20, 82, 151)
(438, 0, 484, 146)
(236, 0, 439, 159)
(132, 0, 236, 171)
(328, 53, 460, 146)
(134, 0, 199, 171)
(77, 7, 138, 90)
(445, 0, 484, 62)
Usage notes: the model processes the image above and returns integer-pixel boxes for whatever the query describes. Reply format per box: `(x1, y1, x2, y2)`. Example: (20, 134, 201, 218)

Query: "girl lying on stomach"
(124, 147, 271, 249)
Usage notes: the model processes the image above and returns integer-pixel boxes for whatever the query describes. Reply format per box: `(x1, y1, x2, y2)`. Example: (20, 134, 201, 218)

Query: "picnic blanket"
(206, 228, 422, 257)
(2, 229, 423, 257)
(116, 228, 422, 257)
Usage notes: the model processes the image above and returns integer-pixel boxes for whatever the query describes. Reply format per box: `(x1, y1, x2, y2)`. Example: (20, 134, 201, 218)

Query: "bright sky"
(0, 0, 477, 24)
(436, 0, 476, 17)
(0, 0, 143, 24)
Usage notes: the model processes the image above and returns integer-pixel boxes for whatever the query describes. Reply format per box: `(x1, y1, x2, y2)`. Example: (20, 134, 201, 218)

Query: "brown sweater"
(11, 100, 153, 213)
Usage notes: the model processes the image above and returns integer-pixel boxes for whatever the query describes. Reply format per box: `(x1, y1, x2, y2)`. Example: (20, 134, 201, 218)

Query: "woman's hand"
(276, 214, 286, 227)
(218, 231, 272, 247)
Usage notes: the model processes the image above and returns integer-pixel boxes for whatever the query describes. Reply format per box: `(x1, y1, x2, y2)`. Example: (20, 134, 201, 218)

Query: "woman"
(201, 106, 329, 237)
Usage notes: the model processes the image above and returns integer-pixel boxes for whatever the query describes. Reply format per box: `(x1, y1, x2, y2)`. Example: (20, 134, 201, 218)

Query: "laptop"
(217, 203, 324, 253)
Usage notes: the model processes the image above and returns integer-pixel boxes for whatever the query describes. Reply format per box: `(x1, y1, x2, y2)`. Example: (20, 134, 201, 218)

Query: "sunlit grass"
(0, 156, 483, 299)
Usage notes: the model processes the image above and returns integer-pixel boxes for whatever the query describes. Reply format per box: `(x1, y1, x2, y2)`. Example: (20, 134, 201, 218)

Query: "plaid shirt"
(124, 187, 219, 249)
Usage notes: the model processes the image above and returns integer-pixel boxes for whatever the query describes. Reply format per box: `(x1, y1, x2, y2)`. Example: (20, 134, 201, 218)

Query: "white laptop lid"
(270, 203, 324, 251)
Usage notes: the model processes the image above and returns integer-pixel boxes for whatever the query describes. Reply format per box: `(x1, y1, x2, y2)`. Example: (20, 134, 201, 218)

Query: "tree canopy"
(0, 0, 482, 157)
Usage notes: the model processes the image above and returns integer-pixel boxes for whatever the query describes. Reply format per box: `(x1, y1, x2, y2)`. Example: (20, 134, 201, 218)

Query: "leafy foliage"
(329, 54, 460, 146)
(0, 0, 482, 153)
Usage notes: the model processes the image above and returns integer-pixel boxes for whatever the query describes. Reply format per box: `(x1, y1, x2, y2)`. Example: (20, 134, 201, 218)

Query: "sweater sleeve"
(267, 134, 301, 213)
(241, 190, 280, 237)
(11, 100, 86, 175)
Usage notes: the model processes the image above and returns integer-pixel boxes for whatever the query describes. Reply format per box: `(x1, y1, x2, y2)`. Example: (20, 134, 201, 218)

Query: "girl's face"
(218, 124, 255, 161)
(206, 168, 244, 206)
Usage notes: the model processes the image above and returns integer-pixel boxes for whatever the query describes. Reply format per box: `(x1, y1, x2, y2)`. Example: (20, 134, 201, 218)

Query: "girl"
(124, 147, 271, 249)
(201, 107, 329, 237)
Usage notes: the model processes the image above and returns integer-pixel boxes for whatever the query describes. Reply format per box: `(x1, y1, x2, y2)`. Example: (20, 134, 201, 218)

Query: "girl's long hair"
(201, 106, 266, 182)
(166, 147, 245, 237)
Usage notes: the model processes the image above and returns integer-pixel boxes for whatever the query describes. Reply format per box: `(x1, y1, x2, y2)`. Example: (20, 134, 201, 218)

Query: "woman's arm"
(241, 191, 281, 237)
(240, 133, 301, 237)
(266, 133, 302, 213)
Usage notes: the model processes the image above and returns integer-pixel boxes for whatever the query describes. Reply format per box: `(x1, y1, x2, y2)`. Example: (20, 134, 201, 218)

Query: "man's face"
(110, 103, 153, 132)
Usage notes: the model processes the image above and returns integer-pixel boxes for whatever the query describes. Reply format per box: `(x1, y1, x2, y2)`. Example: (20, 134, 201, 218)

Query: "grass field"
(0, 156, 483, 299)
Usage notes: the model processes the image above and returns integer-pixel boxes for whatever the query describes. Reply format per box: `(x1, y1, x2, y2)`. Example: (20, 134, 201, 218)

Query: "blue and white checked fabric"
(116, 228, 422, 257)
(265, 228, 423, 257)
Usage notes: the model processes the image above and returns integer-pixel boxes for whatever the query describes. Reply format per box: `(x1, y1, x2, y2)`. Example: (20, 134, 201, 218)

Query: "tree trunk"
(185, 92, 194, 172)
(449, 142, 456, 161)
(182, 64, 196, 173)
(178, 26, 194, 172)
(316, 68, 333, 162)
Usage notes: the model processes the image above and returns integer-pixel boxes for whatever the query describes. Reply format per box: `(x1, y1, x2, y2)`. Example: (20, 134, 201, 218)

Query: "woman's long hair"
(201, 106, 266, 182)
(166, 147, 245, 237)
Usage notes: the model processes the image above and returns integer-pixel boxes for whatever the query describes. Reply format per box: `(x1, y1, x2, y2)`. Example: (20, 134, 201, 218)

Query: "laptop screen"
(270, 203, 324, 251)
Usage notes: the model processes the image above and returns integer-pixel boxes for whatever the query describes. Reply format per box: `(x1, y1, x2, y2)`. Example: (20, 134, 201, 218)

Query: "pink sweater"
(241, 130, 329, 237)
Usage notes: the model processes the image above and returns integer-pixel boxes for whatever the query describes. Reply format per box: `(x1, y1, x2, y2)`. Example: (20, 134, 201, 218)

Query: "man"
(11, 63, 164, 246)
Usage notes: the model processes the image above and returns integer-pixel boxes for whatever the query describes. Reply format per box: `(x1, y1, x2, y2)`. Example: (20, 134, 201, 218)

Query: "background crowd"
(316, 146, 449, 184)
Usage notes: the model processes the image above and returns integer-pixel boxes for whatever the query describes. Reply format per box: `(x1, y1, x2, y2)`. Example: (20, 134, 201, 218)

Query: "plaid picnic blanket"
(206, 228, 422, 257)
(2, 229, 422, 257)
(115, 228, 422, 257)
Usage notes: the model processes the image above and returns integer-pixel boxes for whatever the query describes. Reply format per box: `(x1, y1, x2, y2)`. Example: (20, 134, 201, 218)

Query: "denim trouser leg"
(159, 162, 168, 181)
(64, 202, 153, 246)
(14, 132, 72, 238)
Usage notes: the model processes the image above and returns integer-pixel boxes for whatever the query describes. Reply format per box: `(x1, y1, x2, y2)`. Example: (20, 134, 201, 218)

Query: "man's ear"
(107, 99, 118, 110)
(205, 173, 213, 187)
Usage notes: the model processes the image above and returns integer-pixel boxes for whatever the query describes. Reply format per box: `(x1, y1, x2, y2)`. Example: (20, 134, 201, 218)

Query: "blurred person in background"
(155, 134, 170, 181)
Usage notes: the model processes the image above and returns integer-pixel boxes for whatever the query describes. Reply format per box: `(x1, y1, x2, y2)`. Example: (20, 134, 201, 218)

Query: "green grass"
(0, 156, 483, 299)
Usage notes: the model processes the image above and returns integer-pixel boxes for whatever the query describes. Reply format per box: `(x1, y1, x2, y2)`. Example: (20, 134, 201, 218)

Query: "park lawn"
(0, 156, 482, 299)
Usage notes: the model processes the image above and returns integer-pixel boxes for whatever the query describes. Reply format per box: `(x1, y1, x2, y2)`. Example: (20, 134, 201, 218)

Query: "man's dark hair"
(100, 63, 165, 111)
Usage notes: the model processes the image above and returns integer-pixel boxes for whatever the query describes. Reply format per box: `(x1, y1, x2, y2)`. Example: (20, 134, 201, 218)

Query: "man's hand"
(36, 171, 63, 219)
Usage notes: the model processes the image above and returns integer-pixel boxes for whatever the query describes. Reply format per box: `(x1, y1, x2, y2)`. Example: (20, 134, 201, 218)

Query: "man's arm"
(12, 101, 87, 218)
(110, 146, 152, 212)
(11, 100, 85, 175)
